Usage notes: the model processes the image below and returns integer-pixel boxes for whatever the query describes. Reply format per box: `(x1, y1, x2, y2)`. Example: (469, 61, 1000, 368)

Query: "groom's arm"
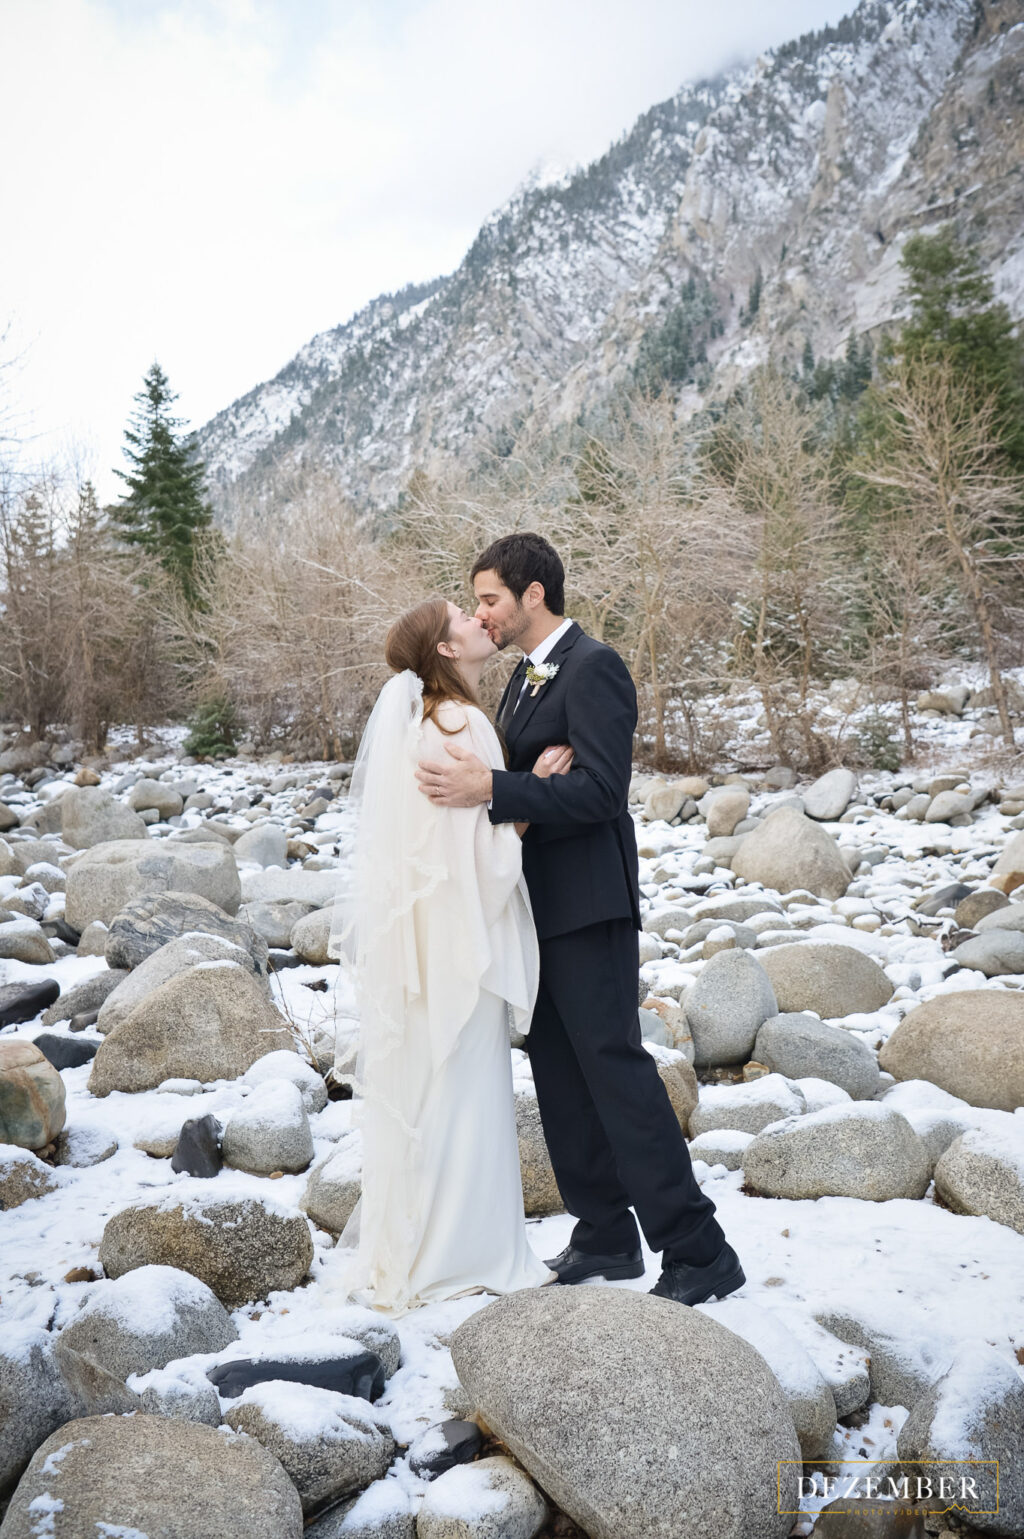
(489, 649, 636, 829)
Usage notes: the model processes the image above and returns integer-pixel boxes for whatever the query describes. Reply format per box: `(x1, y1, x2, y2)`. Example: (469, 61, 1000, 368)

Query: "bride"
(327, 596, 569, 1314)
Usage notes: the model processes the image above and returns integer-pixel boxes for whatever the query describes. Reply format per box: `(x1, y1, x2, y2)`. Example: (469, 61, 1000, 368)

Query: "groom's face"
(473, 569, 529, 651)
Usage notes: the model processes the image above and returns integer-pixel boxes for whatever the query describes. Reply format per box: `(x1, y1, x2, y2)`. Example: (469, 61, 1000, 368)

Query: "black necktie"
(499, 658, 527, 728)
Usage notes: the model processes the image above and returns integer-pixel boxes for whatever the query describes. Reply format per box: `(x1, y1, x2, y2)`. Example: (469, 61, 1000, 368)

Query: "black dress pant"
(527, 917, 725, 1265)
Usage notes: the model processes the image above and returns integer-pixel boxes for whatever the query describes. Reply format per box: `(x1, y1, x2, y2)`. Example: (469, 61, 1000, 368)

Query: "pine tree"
(111, 362, 215, 604)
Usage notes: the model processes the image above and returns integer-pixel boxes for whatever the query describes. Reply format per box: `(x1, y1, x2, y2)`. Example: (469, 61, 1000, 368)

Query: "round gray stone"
(58, 1264, 238, 1378)
(742, 1103, 930, 1200)
(685, 950, 778, 1067)
(754, 1013, 882, 1098)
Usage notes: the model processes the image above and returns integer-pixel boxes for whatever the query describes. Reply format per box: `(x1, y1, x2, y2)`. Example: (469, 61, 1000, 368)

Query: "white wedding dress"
(327, 677, 553, 1316)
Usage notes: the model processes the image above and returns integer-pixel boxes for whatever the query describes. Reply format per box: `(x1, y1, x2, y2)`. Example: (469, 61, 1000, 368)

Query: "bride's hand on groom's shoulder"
(532, 744, 573, 779)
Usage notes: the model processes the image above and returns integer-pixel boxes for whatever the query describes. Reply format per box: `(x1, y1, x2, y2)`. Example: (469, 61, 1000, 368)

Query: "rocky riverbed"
(1, 722, 1023, 1539)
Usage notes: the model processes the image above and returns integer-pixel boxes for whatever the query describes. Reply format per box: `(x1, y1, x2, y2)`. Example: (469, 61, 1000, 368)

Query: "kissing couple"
(328, 532, 744, 1317)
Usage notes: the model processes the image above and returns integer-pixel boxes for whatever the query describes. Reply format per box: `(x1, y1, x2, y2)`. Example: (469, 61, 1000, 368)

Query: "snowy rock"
(975, 901, 1024, 934)
(687, 1129, 753, 1170)
(789, 1077, 853, 1115)
(104, 888, 267, 971)
(40, 969, 126, 1026)
(0, 1414, 303, 1539)
(896, 1345, 1024, 1537)
(311, 1479, 416, 1538)
(697, 1299, 836, 1458)
(754, 1013, 882, 1099)
(171, 1112, 223, 1177)
(731, 806, 851, 900)
(225, 1381, 394, 1515)
(643, 781, 688, 823)
(951, 929, 1024, 975)
(916, 686, 969, 715)
(417, 1455, 548, 1539)
(52, 1123, 118, 1168)
(992, 830, 1024, 882)
(802, 768, 857, 822)
(449, 1287, 800, 1539)
(234, 823, 290, 867)
(742, 1103, 930, 1201)
(693, 895, 783, 924)
(0, 917, 55, 965)
(244, 1049, 328, 1114)
(700, 785, 750, 837)
(643, 905, 694, 938)
(689, 1074, 805, 1138)
(60, 784, 149, 847)
(64, 836, 241, 930)
(757, 943, 893, 1018)
(59, 1264, 238, 1378)
(766, 1310, 870, 1417)
(926, 789, 975, 823)
(933, 1126, 1024, 1236)
(98, 1193, 314, 1308)
(0, 1144, 60, 1209)
(879, 991, 1024, 1112)
(131, 1362, 223, 1425)
(0, 1329, 70, 1501)
(301, 1144, 362, 1235)
(97, 930, 267, 1035)
(0, 1041, 66, 1149)
(651, 1047, 699, 1132)
(684, 950, 778, 1067)
(240, 867, 343, 906)
(291, 906, 338, 964)
(953, 888, 1010, 928)
(408, 1419, 484, 1479)
(222, 1079, 315, 1176)
(127, 777, 185, 818)
(515, 1089, 561, 1216)
(240, 899, 317, 949)
(88, 960, 295, 1096)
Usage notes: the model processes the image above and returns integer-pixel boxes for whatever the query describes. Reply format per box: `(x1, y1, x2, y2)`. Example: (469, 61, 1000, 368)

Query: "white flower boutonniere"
(525, 661, 560, 697)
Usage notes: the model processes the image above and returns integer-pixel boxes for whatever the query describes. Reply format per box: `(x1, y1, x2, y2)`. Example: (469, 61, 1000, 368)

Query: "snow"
(926, 1344, 1024, 1455)
(420, 1460, 510, 1520)
(67, 1265, 220, 1336)
(229, 1379, 383, 1443)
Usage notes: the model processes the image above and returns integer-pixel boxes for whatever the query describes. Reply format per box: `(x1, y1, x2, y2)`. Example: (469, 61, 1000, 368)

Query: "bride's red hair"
(385, 598, 475, 732)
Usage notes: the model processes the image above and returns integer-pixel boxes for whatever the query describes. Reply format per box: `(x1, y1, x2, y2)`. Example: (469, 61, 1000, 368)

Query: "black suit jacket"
(488, 623, 641, 941)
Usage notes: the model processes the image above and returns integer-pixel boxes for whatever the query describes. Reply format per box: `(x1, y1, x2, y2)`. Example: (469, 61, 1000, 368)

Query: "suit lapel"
(496, 657, 527, 732)
(505, 622, 582, 748)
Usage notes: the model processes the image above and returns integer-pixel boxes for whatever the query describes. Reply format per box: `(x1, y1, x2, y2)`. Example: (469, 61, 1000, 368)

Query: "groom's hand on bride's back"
(416, 742, 493, 807)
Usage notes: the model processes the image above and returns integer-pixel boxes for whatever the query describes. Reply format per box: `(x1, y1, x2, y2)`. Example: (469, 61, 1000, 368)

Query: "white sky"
(1, 0, 854, 501)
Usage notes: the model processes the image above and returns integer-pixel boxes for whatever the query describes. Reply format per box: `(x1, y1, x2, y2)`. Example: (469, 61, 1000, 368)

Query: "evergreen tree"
(112, 362, 215, 604)
(889, 227, 1024, 467)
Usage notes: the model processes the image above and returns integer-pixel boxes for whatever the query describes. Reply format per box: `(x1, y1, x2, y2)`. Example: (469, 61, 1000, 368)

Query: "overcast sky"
(1, 0, 854, 501)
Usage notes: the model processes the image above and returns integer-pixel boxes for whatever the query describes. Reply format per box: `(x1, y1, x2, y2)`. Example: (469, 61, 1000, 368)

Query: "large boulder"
(742, 1103, 931, 1200)
(88, 960, 294, 1095)
(60, 785, 149, 848)
(879, 991, 1024, 1112)
(731, 807, 851, 900)
(757, 943, 893, 1019)
(127, 777, 185, 818)
(98, 1193, 314, 1308)
(65, 838, 241, 930)
(0, 1041, 66, 1150)
(933, 1126, 1024, 1236)
(802, 768, 857, 822)
(97, 931, 268, 1035)
(0, 1413, 303, 1539)
(685, 950, 778, 1067)
(449, 1287, 800, 1539)
(224, 1381, 395, 1514)
(104, 889, 268, 971)
(896, 1346, 1024, 1537)
(58, 1265, 238, 1378)
(0, 1328, 70, 1500)
(754, 1013, 882, 1099)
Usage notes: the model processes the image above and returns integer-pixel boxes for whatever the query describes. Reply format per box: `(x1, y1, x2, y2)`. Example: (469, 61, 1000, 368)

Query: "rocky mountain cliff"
(197, 0, 1024, 527)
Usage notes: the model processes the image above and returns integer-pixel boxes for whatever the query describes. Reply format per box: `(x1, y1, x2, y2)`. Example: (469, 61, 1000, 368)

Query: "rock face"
(878, 991, 1024, 1112)
(0, 1413, 303, 1539)
(88, 959, 295, 1095)
(933, 1127, 1024, 1236)
(104, 889, 268, 971)
(896, 1346, 1024, 1538)
(224, 1381, 395, 1514)
(731, 807, 851, 900)
(685, 950, 778, 1066)
(449, 1286, 800, 1539)
(757, 943, 893, 1019)
(98, 1194, 314, 1308)
(802, 768, 857, 822)
(64, 838, 241, 930)
(742, 1103, 931, 1201)
(59, 1264, 239, 1378)
(60, 785, 149, 848)
(97, 931, 267, 1035)
(0, 1042, 66, 1150)
(416, 1456, 548, 1539)
(754, 1013, 882, 1099)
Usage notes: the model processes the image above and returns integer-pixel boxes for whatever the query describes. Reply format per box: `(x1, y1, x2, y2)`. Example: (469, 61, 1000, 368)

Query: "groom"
(416, 532, 745, 1305)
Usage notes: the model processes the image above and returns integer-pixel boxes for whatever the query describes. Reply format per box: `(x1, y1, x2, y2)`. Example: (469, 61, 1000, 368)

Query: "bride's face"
(441, 602, 496, 664)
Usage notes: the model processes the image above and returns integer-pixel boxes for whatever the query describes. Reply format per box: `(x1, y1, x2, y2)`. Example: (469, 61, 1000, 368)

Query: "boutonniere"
(525, 662, 560, 697)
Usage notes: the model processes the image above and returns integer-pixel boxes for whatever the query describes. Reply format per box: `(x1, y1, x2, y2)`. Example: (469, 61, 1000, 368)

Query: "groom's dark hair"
(471, 533, 565, 615)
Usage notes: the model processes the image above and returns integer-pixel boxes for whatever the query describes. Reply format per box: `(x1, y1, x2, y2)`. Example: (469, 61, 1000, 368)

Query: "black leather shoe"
(545, 1244, 644, 1285)
(650, 1242, 745, 1305)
